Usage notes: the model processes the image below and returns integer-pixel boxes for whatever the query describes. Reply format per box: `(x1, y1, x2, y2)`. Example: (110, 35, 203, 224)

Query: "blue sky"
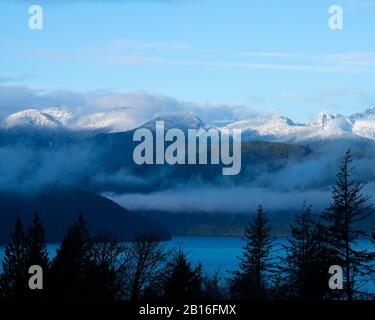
(1, 0, 375, 124)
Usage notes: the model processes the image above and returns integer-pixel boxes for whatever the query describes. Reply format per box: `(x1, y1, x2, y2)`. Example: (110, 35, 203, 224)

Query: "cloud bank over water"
(106, 187, 332, 213)
(107, 182, 375, 213)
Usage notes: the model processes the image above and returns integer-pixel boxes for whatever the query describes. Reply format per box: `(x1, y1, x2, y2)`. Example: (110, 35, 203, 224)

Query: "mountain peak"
(223, 114, 304, 141)
(350, 106, 375, 121)
(311, 111, 336, 128)
(2, 109, 63, 130)
(140, 112, 207, 131)
(42, 107, 73, 125)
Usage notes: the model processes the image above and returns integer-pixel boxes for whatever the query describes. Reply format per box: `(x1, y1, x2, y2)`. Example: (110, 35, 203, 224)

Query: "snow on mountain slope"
(42, 108, 73, 125)
(2, 107, 113, 134)
(352, 119, 375, 140)
(224, 109, 375, 143)
(3, 109, 63, 130)
(140, 112, 209, 131)
(3, 106, 375, 144)
(310, 108, 375, 141)
(73, 112, 122, 132)
(307, 112, 355, 138)
(224, 115, 305, 140)
(352, 108, 375, 139)
(350, 106, 375, 121)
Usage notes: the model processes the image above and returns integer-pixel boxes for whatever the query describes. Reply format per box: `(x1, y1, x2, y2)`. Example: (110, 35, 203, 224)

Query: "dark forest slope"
(0, 189, 171, 244)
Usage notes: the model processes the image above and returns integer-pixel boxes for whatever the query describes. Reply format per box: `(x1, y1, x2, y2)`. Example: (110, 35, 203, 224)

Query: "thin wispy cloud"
(23, 38, 374, 74)
(346, 0, 375, 10)
(277, 88, 372, 108)
(107, 54, 365, 73)
(0, 77, 15, 84)
(239, 52, 303, 59)
(106, 39, 375, 72)
(0, 75, 36, 85)
(111, 40, 192, 51)
(279, 92, 325, 103)
(318, 51, 375, 66)
(107, 40, 375, 73)
(26, 50, 79, 61)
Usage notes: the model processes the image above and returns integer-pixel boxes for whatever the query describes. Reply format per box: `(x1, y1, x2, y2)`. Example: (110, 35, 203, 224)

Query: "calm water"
(0, 236, 374, 293)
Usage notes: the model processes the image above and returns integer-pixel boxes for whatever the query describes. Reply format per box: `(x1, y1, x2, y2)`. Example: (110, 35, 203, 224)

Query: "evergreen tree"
(0, 218, 28, 299)
(322, 150, 374, 300)
(49, 214, 95, 299)
(25, 213, 49, 271)
(163, 248, 203, 300)
(280, 203, 332, 299)
(24, 213, 49, 299)
(229, 205, 272, 299)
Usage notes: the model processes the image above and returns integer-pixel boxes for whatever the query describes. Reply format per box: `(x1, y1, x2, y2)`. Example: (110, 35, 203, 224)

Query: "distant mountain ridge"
(224, 107, 375, 144)
(3, 107, 375, 145)
(140, 112, 209, 131)
(1, 107, 375, 194)
(1, 108, 111, 136)
(3, 109, 64, 131)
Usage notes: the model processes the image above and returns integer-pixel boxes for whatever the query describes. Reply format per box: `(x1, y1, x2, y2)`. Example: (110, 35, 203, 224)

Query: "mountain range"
(224, 109, 375, 144)
(1, 106, 375, 195)
(2, 107, 375, 146)
(1, 107, 375, 237)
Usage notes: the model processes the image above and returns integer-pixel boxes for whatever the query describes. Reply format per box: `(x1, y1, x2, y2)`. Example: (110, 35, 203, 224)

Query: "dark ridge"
(0, 189, 171, 244)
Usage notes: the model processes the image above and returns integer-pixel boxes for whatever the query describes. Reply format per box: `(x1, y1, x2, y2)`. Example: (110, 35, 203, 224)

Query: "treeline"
(0, 213, 221, 300)
(0, 150, 374, 300)
(227, 150, 375, 300)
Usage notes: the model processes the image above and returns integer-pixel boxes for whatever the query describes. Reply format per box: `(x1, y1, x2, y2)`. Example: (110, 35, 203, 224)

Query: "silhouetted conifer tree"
(163, 248, 203, 300)
(278, 203, 333, 299)
(322, 150, 374, 300)
(0, 218, 28, 299)
(25, 213, 49, 270)
(24, 213, 49, 299)
(49, 214, 95, 299)
(229, 205, 272, 299)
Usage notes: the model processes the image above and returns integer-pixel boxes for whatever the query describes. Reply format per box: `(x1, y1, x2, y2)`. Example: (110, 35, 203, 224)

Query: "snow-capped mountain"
(1, 108, 211, 135)
(3, 109, 64, 130)
(3, 106, 375, 146)
(42, 108, 73, 125)
(224, 107, 375, 144)
(1, 107, 112, 134)
(73, 112, 119, 133)
(350, 106, 375, 121)
(139, 112, 210, 131)
(224, 115, 305, 141)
